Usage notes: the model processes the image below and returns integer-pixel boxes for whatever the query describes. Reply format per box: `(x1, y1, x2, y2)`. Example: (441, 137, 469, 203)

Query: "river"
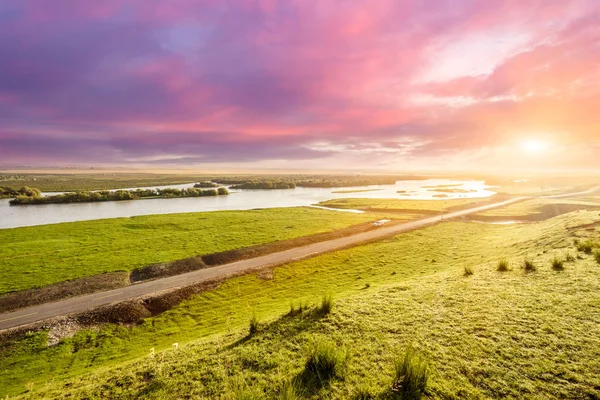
(0, 179, 496, 229)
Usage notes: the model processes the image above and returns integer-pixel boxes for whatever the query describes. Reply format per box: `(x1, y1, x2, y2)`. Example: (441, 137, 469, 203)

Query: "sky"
(0, 0, 599, 172)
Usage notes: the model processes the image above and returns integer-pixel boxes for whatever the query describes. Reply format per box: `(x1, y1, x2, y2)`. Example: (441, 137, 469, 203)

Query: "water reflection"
(0, 179, 495, 229)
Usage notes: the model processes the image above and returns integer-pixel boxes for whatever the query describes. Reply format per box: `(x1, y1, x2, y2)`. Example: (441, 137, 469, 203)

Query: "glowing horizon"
(0, 1, 599, 172)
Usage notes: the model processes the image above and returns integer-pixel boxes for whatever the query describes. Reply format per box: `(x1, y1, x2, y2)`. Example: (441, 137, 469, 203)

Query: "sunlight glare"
(520, 139, 550, 154)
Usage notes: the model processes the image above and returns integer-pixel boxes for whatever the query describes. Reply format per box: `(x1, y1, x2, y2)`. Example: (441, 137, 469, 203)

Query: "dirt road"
(0, 197, 528, 331)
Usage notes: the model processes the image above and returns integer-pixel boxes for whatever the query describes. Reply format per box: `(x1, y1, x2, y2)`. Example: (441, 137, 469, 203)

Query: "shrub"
(364, 283, 371, 289)
(248, 313, 259, 336)
(594, 250, 600, 265)
(304, 340, 347, 384)
(523, 258, 536, 272)
(551, 257, 564, 271)
(392, 346, 429, 399)
(463, 266, 474, 276)
(316, 294, 333, 316)
(497, 258, 509, 272)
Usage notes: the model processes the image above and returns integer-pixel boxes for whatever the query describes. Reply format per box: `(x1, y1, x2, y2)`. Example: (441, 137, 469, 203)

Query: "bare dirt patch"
(47, 319, 85, 346)
(130, 257, 207, 283)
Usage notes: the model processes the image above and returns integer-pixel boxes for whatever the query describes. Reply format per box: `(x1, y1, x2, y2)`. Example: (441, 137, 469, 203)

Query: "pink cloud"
(0, 0, 598, 170)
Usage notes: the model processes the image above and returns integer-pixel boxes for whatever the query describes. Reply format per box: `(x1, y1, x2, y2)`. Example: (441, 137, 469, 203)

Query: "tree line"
(211, 175, 413, 189)
(229, 181, 296, 190)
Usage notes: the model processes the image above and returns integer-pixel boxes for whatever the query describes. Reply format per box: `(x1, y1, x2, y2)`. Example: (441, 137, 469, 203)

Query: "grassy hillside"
(2, 209, 599, 398)
(23, 258, 600, 399)
(0, 208, 377, 294)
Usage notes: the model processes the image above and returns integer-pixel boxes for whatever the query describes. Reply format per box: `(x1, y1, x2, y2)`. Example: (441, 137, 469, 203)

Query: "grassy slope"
(3, 210, 599, 397)
(318, 197, 485, 211)
(0, 208, 377, 294)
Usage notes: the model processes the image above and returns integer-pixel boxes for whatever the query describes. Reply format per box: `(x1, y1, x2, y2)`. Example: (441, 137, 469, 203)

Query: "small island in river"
(9, 186, 229, 206)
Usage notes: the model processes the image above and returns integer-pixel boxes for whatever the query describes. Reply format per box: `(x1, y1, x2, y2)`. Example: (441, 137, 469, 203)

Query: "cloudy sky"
(1, 0, 599, 171)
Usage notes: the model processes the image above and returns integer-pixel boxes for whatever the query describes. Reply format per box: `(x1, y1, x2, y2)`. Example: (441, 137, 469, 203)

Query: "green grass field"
(0, 208, 377, 294)
(2, 209, 599, 398)
(474, 197, 600, 219)
(318, 197, 486, 212)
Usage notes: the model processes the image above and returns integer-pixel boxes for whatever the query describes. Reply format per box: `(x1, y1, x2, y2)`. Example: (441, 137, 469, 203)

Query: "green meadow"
(2, 208, 599, 398)
(0, 208, 377, 294)
(318, 197, 486, 212)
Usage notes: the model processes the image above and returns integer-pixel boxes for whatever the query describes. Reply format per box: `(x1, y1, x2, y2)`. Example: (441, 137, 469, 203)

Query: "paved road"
(0, 196, 533, 331)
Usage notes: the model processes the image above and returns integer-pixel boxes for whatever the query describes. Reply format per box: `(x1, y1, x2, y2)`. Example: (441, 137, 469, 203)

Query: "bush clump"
(497, 258, 509, 272)
(463, 266, 474, 276)
(551, 257, 564, 271)
(523, 258, 536, 272)
(594, 250, 600, 265)
(392, 346, 429, 400)
(316, 294, 333, 316)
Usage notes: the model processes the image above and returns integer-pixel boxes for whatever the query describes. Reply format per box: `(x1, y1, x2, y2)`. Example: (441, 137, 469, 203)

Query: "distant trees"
(210, 175, 408, 189)
(229, 181, 296, 190)
(194, 181, 219, 188)
(9, 187, 229, 205)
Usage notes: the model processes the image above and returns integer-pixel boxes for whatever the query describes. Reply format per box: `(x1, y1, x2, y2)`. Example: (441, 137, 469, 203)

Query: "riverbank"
(0, 179, 497, 229)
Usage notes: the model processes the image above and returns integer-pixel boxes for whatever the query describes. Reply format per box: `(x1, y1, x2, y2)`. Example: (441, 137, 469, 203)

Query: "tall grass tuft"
(392, 346, 429, 400)
(277, 380, 301, 400)
(523, 258, 536, 272)
(316, 294, 333, 316)
(497, 258, 509, 272)
(227, 378, 265, 400)
(463, 266, 474, 276)
(287, 301, 309, 317)
(551, 257, 564, 271)
(353, 386, 376, 399)
(304, 340, 347, 385)
(576, 239, 595, 254)
(564, 251, 575, 262)
(248, 312, 259, 336)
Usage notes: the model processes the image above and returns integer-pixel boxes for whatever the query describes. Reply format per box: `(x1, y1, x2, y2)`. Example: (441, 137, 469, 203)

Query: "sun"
(520, 139, 550, 154)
